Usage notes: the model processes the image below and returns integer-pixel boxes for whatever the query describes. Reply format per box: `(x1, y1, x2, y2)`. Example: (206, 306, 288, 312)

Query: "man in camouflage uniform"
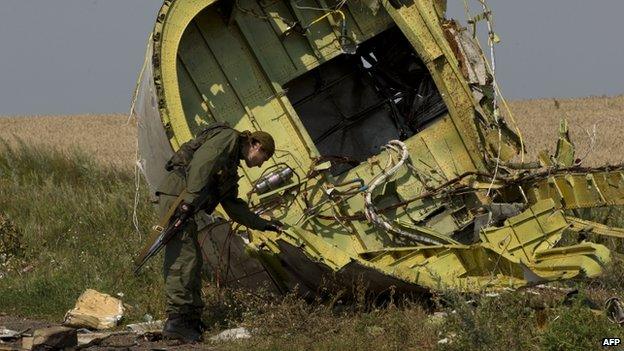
(155, 125, 282, 342)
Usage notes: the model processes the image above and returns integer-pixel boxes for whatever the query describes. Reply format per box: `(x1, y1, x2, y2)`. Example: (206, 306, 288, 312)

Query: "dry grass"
(508, 95, 624, 166)
(0, 114, 136, 170)
(1, 95, 623, 169)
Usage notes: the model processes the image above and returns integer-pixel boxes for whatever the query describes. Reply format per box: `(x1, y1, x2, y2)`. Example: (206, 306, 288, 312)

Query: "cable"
(576, 123, 597, 166)
(484, 1, 525, 160)
(235, 0, 292, 26)
(292, 0, 347, 12)
(198, 220, 237, 289)
(472, 0, 503, 195)
(462, 0, 526, 169)
(364, 140, 443, 245)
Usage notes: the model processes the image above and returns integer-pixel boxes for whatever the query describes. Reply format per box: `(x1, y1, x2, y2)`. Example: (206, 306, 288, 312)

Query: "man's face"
(244, 142, 270, 168)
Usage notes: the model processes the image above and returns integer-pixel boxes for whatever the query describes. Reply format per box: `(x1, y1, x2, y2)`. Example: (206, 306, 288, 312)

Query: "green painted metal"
(135, 0, 624, 294)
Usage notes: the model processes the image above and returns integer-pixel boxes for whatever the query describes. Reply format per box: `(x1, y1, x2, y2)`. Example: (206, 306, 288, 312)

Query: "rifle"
(133, 182, 237, 275)
(133, 191, 190, 275)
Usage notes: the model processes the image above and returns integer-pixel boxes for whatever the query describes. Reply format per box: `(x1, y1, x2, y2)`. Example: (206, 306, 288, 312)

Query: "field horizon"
(1, 94, 622, 171)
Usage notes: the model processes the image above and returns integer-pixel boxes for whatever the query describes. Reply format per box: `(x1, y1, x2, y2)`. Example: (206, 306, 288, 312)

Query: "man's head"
(242, 130, 275, 168)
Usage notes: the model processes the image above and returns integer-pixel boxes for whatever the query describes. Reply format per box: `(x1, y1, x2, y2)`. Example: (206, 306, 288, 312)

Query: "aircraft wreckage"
(132, 0, 624, 295)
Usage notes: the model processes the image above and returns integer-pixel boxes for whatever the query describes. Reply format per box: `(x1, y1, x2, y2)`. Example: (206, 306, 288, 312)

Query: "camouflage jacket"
(156, 128, 269, 230)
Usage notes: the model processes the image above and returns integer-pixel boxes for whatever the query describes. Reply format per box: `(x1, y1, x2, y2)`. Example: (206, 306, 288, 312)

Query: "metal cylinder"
(253, 166, 294, 194)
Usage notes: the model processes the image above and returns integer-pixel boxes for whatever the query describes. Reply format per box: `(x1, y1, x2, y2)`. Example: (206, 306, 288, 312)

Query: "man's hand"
(172, 202, 195, 228)
(264, 219, 284, 233)
(178, 202, 195, 214)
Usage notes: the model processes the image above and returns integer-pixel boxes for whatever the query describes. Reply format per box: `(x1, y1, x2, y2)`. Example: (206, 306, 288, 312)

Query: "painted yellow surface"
(145, 0, 624, 292)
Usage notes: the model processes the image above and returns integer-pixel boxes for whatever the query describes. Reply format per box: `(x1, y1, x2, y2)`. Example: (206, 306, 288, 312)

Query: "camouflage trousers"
(158, 193, 204, 319)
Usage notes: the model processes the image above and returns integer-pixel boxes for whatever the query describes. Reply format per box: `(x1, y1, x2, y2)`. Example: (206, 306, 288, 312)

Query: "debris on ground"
(437, 337, 450, 345)
(0, 316, 208, 350)
(0, 327, 20, 340)
(63, 289, 124, 329)
(75, 330, 136, 349)
(209, 327, 251, 341)
(437, 332, 456, 345)
(22, 326, 77, 350)
(126, 320, 164, 336)
(605, 297, 624, 325)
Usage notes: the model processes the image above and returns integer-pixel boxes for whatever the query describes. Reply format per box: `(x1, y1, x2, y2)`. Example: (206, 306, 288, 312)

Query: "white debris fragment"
(143, 314, 154, 322)
(77, 331, 113, 347)
(126, 320, 164, 335)
(210, 327, 251, 341)
(0, 327, 19, 339)
(63, 289, 125, 330)
(438, 332, 457, 345)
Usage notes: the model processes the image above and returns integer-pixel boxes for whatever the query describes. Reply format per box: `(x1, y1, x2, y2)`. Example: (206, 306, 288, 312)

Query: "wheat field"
(508, 95, 624, 166)
(0, 113, 136, 169)
(0, 95, 622, 169)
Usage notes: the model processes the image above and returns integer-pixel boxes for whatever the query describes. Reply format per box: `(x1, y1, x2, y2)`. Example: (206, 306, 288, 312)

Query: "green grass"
(0, 140, 162, 320)
(1, 141, 624, 350)
(540, 299, 622, 351)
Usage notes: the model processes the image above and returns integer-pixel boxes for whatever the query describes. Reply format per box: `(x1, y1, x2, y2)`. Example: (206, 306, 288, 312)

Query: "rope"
(127, 33, 151, 126)
(128, 34, 152, 238)
(132, 159, 143, 239)
(308, 9, 345, 28)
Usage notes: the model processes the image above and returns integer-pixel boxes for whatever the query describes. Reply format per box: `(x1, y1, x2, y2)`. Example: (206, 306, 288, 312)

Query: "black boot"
(162, 314, 204, 343)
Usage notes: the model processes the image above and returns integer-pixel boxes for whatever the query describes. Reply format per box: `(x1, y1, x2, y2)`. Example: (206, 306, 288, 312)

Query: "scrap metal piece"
(31, 326, 77, 351)
(63, 289, 124, 330)
(480, 199, 610, 281)
(519, 168, 624, 210)
(479, 199, 569, 263)
(605, 297, 624, 325)
(554, 119, 575, 167)
(75, 331, 115, 349)
(567, 216, 624, 239)
(126, 320, 164, 336)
